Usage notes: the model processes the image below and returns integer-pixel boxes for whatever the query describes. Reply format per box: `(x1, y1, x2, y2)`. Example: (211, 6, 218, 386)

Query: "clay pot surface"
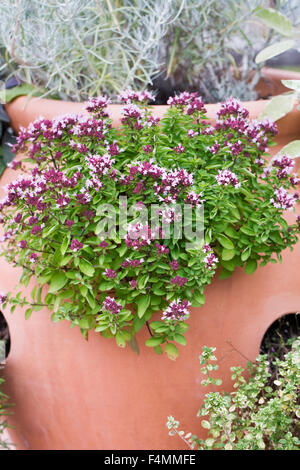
(0, 95, 300, 450)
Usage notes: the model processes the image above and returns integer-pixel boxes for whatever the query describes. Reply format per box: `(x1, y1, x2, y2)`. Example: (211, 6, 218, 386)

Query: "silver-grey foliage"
(0, 0, 271, 102)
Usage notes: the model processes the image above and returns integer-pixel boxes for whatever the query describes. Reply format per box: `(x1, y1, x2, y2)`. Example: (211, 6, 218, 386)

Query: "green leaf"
(79, 259, 95, 277)
(241, 247, 251, 262)
(245, 259, 257, 274)
(80, 285, 88, 297)
(48, 272, 68, 293)
(255, 40, 295, 64)
(61, 234, 70, 255)
(281, 80, 300, 92)
(0, 83, 46, 104)
(201, 420, 211, 429)
(221, 249, 235, 260)
(145, 336, 164, 347)
(217, 234, 234, 250)
(174, 334, 187, 346)
(256, 8, 293, 36)
(25, 308, 33, 319)
(219, 268, 233, 280)
(191, 292, 205, 307)
(260, 94, 294, 121)
(136, 295, 151, 318)
(116, 331, 126, 348)
(165, 343, 178, 360)
(277, 140, 300, 158)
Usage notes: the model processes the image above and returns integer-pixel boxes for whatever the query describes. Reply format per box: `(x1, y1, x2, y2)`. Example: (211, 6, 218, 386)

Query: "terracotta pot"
(0, 95, 300, 450)
(256, 67, 300, 99)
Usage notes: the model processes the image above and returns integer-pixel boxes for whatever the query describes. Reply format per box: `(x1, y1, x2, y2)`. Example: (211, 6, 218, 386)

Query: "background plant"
(0, 92, 299, 358)
(0, 0, 273, 103)
(0, 374, 11, 450)
(167, 338, 300, 450)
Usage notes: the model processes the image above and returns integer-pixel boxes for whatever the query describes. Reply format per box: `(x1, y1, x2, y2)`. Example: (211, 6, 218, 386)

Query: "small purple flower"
(290, 174, 300, 186)
(102, 296, 122, 314)
(208, 142, 220, 154)
(65, 219, 74, 228)
(130, 279, 138, 288)
(31, 225, 42, 235)
(161, 299, 191, 321)
(170, 276, 188, 287)
(169, 260, 180, 271)
(155, 243, 169, 255)
(0, 294, 7, 304)
(173, 144, 185, 154)
(187, 129, 199, 138)
(142, 145, 153, 154)
(99, 240, 109, 248)
(122, 258, 144, 268)
(216, 169, 240, 189)
(70, 239, 83, 252)
(14, 213, 22, 223)
(271, 187, 298, 210)
(28, 216, 38, 226)
(18, 240, 27, 249)
(204, 253, 219, 270)
(83, 210, 95, 220)
(29, 253, 38, 263)
(108, 142, 120, 156)
(104, 269, 117, 279)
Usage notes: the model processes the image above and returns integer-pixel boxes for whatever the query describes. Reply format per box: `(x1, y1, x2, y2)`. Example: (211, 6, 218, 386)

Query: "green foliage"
(0, 93, 299, 359)
(167, 338, 300, 450)
(0, 376, 12, 449)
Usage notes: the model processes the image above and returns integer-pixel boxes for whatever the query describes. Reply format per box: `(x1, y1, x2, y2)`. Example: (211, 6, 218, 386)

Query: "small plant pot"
(0, 93, 299, 450)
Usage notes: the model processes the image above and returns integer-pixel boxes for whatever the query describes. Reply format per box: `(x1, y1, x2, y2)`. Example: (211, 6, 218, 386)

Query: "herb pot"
(0, 95, 299, 451)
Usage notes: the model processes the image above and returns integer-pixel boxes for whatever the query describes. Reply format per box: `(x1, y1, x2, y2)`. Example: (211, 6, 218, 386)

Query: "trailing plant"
(0, 376, 11, 450)
(0, 92, 299, 358)
(0, 0, 269, 103)
(167, 338, 300, 450)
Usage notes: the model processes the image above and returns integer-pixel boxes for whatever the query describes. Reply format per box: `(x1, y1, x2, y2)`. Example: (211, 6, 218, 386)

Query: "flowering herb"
(0, 92, 299, 359)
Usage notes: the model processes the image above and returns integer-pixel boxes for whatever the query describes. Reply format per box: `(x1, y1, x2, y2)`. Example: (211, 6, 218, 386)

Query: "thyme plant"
(0, 92, 299, 358)
(167, 338, 300, 450)
(0, 377, 11, 450)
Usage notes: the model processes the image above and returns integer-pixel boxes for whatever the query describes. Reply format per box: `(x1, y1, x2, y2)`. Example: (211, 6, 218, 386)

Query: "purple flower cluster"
(0, 294, 7, 304)
(202, 244, 219, 270)
(161, 299, 191, 321)
(85, 96, 111, 115)
(272, 155, 295, 179)
(121, 258, 144, 268)
(270, 187, 298, 210)
(173, 144, 185, 154)
(169, 260, 180, 271)
(118, 89, 155, 104)
(216, 169, 240, 189)
(125, 223, 153, 250)
(184, 191, 204, 206)
(85, 153, 114, 177)
(217, 97, 249, 119)
(170, 276, 188, 287)
(104, 269, 117, 279)
(70, 239, 83, 252)
(102, 296, 122, 314)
